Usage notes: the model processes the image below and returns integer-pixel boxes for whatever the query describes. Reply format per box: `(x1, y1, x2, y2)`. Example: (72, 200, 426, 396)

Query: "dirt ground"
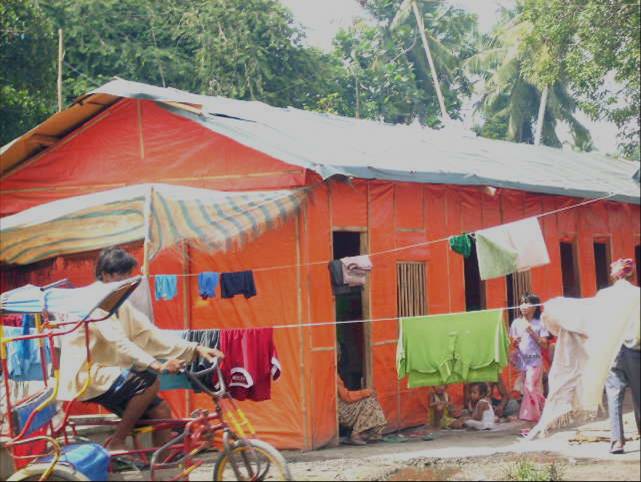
(277, 407, 640, 481)
(117, 402, 639, 481)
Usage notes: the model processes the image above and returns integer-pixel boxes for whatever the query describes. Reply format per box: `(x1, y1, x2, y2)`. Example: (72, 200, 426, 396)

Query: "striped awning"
(0, 184, 307, 265)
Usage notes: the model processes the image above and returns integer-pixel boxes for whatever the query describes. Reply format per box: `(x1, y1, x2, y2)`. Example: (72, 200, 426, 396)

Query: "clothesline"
(268, 303, 544, 330)
(148, 192, 617, 278)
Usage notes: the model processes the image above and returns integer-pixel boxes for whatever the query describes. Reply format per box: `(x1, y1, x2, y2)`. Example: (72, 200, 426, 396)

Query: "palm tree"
(466, 12, 592, 150)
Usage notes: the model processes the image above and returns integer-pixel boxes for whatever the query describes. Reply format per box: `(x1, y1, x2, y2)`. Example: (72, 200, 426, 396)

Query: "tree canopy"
(1, 0, 639, 160)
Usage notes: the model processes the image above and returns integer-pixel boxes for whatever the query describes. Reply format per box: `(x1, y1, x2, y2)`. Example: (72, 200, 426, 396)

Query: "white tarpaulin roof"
(83, 79, 640, 205)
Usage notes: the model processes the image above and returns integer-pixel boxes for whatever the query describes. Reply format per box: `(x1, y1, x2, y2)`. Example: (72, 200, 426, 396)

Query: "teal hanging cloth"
(449, 234, 473, 258)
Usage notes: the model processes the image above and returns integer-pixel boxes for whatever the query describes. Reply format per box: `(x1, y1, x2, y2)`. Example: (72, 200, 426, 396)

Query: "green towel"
(475, 232, 519, 280)
(397, 309, 509, 388)
(449, 234, 473, 258)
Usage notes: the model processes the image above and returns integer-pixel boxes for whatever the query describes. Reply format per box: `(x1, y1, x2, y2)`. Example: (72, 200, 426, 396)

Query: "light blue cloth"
(4, 325, 51, 382)
(154, 275, 178, 301)
(198, 272, 220, 299)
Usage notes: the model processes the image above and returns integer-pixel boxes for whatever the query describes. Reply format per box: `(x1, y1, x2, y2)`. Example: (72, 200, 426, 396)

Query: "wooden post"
(57, 29, 64, 112)
(411, 0, 450, 121)
(181, 242, 192, 415)
(142, 187, 154, 276)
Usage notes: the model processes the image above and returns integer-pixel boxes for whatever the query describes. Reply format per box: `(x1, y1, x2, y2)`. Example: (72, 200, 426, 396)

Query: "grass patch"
(502, 458, 565, 481)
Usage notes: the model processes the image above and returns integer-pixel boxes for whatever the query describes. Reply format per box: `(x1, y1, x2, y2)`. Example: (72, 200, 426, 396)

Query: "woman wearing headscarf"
(336, 346, 387, 445)
(606, 258, 640, 454)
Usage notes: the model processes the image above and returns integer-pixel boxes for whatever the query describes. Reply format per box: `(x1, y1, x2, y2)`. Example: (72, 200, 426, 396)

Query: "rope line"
(148, 192, 617, 277)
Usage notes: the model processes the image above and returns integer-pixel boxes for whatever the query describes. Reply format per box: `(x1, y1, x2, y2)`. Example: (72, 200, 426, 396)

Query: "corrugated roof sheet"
(2, 78, 639, 204)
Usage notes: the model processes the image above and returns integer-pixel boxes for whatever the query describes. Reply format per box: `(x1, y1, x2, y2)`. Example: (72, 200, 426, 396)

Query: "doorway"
(334, 231, 367, 390)
(593, 241, 611, 290)
(464, 239, 486, 312)
(560, 241, 581, 298)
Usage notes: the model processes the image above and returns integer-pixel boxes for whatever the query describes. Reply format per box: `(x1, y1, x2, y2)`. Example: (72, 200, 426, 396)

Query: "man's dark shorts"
(89, 369, 163, 419)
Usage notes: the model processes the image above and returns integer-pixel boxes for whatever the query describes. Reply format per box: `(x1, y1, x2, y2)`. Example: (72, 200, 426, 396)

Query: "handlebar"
(158, 357, 227, 399)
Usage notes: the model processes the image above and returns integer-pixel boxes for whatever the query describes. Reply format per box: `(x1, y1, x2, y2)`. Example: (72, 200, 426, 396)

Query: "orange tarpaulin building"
(1, 80, 640, 450)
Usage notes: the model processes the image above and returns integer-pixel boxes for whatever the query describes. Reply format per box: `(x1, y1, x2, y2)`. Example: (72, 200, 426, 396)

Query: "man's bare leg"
(107, 379, 161, 451)
(147, 400, 176, 448)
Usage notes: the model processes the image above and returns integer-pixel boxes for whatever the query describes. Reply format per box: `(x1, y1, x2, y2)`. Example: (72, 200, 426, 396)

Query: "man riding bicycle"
(59, 247, 223, 451)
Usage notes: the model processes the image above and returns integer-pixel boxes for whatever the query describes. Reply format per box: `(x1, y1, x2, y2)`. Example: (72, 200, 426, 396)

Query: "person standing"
(605, 258, 641, 454)
(510, 293, 549, 423)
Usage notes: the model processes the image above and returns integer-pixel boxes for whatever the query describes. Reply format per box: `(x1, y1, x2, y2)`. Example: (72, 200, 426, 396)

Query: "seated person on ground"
(337, 347, 387, 445)
(429, 385, 456, 429)
(450, 383, 496, 431)
(489, 379, 520, 422)
(59, 247, 224, 452)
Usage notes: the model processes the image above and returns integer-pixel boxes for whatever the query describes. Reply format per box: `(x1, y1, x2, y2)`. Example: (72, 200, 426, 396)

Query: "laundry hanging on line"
(397, 309, 509, 388)
(328, 260, 355, 295)
(527, 279, 640, 439)
(220, 271, 257, 299)
(214, 327, 281, 402)
(158, 326, 280, 402)
(198, 272, 220, 300)
(3, 319, 52, 382)
(449, 234, 473, 258)
(154, 275, 178, 301)
(475, 217, 550, 280)
(341, 255, 373, 287)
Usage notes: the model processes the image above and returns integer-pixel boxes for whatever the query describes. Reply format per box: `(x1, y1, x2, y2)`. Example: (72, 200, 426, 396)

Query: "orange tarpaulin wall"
(2, 98, 640, 450)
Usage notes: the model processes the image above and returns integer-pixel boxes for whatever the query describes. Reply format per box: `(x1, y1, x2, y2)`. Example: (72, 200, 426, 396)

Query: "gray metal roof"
(6, 78, 640, 204)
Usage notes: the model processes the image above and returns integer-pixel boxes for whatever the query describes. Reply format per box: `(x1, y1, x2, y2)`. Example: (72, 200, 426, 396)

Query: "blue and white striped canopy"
(0, 183, 307, 265)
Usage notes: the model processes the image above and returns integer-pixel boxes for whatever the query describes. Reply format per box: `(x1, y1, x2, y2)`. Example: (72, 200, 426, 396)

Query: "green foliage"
(503, 459, 565, 482)
(553, 0, 639, 158)
(0, 0, 56, 144)
(331, 0, 479, 126)
(467, 6, 593, 151)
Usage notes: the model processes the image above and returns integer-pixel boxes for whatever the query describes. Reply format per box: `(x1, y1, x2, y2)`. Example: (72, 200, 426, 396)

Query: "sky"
(279, 0, 619, 154)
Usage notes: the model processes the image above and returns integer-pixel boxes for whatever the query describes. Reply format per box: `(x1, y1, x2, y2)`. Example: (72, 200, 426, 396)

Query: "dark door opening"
(334, 231, 365, 390)
(634, 244, 641, 286)
(560, 242, 581, 298)
(465, 239, 486, 312)
(593, 242, 611, 290)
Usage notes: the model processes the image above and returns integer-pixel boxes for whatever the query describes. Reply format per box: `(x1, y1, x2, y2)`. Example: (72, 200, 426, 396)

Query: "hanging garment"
(340, 255, 373, 287)
(198, 272, 220, 300)
(328, 260, 353, 295)
(154, 275, 178, 301)
(4, 324, 52, 382)
(475, 217, 550, 280)
(527, 279, 640, 439)
(449, 234, 473, 258)
(397, 309, 509, 388)
(214, 328, 281, 401)
(220, 271, 257, 299)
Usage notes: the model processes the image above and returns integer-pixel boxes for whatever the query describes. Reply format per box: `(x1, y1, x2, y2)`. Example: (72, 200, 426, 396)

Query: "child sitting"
(450, 383, 496, 431)
(429, 385, 456, 429)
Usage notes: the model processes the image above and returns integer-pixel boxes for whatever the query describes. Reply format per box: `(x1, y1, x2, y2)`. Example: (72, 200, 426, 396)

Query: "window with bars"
(397, 262, 427, 317)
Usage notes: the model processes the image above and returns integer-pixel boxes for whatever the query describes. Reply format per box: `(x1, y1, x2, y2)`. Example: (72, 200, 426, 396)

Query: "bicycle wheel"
(212, 439, 292, 481)
(8, 463, 91, 481)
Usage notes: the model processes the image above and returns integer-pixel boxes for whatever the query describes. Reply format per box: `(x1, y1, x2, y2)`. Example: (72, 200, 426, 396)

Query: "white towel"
(475, 217, 550, 280)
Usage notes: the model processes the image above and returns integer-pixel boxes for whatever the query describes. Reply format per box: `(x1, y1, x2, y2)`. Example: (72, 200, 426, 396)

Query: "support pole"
(142, 187, 154, 276)
(57, 29, 64, 112)
(411, 0, 450, 121)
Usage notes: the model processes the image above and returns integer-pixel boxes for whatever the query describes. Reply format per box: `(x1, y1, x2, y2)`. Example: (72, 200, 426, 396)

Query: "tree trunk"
(411, 0, 450, 121)
(534, 84, 549, 145)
